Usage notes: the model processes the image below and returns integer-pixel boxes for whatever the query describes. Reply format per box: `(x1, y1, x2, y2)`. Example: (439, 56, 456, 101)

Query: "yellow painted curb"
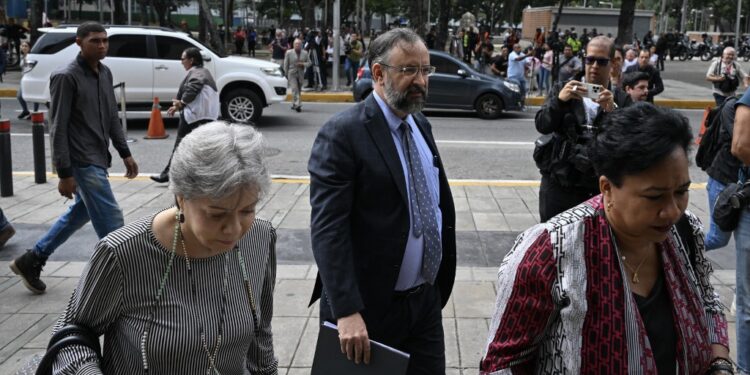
(281, 93, 714, 109)
(285, 92, 354, 103)
(0, 88, 17, 98)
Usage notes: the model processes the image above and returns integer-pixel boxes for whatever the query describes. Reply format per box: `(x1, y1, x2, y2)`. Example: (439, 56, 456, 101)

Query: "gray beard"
(383, 77, 427, 114)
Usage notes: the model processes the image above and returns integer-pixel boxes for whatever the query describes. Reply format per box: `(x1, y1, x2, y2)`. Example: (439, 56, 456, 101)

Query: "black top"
(633, 272, 677, 375)
(49, 55, 131, 178)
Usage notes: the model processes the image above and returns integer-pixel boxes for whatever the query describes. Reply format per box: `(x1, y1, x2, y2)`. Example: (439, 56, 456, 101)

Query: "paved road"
(6, 101, 710, 181)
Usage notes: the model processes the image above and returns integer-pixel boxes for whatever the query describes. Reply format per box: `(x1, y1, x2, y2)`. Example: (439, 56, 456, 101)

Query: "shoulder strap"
(675, 214, 698, 268)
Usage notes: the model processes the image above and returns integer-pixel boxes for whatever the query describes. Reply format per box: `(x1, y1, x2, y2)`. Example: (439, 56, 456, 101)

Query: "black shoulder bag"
(33, 324, 102, 375)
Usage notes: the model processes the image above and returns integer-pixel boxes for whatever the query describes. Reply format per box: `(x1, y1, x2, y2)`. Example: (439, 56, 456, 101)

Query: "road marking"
(8, 172, 707, 189)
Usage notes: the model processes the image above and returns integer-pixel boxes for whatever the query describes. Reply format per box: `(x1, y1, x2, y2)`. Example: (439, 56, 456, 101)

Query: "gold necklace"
(620, 254, 648, 284)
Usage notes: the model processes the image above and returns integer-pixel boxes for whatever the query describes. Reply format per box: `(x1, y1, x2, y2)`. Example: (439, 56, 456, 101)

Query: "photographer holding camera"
(707, 47, 750, 106)
(534, 36, 629, 222)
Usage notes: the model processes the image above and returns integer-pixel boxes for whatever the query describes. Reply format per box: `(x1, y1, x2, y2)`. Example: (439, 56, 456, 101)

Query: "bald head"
(586, 36, 615, 59)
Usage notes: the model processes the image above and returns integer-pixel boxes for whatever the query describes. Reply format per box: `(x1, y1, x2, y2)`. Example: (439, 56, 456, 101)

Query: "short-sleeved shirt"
(507, 51, 526, 80)
(707, 59, 748, 96)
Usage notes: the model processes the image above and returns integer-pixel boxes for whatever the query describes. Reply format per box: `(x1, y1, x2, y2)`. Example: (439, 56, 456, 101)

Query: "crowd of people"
(0, 21, 749, 375)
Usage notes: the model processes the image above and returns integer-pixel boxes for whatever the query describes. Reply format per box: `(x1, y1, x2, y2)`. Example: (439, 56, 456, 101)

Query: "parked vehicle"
(21, 25, 288, 124)
(701, 41, 723, 61)
(352, 50, 523, 119)
(669, 37, 691, 61)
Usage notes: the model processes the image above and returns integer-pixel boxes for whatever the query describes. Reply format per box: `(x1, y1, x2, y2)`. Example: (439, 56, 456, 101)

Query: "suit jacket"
(307, 94, 457, 329)
(283, 49, 311, 79)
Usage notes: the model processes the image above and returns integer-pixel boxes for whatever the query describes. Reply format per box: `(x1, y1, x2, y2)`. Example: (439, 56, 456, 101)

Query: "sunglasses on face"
(584, 56, 610, 66)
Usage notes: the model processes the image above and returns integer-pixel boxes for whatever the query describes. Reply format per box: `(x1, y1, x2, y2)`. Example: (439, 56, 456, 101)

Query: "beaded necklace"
(140, 211, 261, 374)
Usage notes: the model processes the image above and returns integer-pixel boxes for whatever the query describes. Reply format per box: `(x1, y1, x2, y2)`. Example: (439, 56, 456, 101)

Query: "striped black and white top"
(50, 212, 278, 375)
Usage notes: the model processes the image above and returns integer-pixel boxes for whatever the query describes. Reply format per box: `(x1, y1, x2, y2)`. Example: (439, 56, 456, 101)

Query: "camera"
(730, 182, 750, 209)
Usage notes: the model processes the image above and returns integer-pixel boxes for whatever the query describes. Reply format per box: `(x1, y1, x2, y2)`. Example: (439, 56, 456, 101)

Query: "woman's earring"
(178, 210, 185, 223)
(606, 201, 614, 211)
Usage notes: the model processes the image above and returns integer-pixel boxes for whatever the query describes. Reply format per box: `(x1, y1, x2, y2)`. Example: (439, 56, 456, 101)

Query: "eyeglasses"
(584, 56, 610, 66)
(379, 63, 437, 77)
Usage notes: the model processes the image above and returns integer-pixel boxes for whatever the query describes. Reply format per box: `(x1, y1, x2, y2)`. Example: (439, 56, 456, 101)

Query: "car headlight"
(261, 67, 283, 77)
(503, 80, 520, 93)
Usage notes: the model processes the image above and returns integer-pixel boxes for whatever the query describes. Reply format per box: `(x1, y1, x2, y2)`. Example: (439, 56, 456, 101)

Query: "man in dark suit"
(624, 48, 664, 103)
(308, 28, 456, 374)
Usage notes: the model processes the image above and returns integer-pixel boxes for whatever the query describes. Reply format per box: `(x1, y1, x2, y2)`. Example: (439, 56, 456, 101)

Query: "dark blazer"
(308, 94, 457, 329)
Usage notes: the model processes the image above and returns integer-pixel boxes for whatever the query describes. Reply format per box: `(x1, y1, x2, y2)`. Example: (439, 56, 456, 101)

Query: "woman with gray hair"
(47, 121, 278, 374)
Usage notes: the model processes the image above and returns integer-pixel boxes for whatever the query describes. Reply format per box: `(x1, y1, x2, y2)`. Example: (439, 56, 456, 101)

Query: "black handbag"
(713, 182, 745, 232)
(533, 133, 569, 174)
(32, 324, 102, 375)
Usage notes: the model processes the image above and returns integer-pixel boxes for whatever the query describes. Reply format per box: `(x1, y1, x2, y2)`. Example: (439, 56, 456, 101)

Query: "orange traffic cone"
(145, 97, 168, 139)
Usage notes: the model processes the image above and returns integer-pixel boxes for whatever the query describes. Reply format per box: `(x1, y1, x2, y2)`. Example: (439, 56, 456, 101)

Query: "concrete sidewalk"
(0, 174, 740, 373)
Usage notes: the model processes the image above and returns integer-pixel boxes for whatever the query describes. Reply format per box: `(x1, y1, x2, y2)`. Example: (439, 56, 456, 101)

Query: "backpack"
(695, 96, 738, 171)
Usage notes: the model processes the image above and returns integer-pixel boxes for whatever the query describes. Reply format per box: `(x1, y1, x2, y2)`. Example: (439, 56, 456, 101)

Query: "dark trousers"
(320, 284, 446, 375)
(539, 173, 598, 222)
(160, 117, 213, 176)
(714, 93, 728, 106)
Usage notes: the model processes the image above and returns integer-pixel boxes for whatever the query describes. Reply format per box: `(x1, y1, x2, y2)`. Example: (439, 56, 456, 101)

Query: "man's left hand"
(595, 89, 616, 112)
(123, 157, 139, 179)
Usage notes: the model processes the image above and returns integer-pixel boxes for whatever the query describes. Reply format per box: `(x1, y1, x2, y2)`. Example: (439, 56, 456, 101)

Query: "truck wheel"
(223, 88, 263, 124)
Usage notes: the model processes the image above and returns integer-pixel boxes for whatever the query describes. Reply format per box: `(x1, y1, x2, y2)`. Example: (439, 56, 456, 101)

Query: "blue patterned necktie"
(399, 121, 442, 284)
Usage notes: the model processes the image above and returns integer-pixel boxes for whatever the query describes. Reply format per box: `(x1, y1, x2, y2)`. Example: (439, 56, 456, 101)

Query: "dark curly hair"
(589, 103, 693, 187)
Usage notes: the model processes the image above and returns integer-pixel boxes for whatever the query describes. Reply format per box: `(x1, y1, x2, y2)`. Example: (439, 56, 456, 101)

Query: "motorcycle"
(701, 41, 722, 61)
(739, 37, 750, 62)
(668, 37, 691, 61)
(689, 40, 708, 60)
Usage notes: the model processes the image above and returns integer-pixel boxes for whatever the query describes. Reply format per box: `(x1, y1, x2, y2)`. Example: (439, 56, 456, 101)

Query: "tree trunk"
(114, 0, 125, 24)
(616, 0, 637, 45)
(408, 0, 425, 36)
(138, 0, 148, 25)
(198, 0, 225, 54)
(303, 0, 315, 28)
(29, 0, 43, 44)
(199, 5, 206, 41)
(435, 0, 450, 51)
(151, 0, 168, 26)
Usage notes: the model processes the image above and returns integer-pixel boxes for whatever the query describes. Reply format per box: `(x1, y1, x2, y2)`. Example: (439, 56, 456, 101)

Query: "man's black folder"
(311, 321, 410, 375)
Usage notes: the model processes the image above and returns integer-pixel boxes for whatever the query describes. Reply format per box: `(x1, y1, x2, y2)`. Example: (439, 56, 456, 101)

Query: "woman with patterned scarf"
(480, 103, 732, 375)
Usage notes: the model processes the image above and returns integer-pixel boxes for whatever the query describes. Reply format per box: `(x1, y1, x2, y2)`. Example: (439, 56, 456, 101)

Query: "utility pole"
(680, 0, 688, 33)
(333, 0, 340, 90)
(736, 0, 742, 49)
(659, 0, 667, 33)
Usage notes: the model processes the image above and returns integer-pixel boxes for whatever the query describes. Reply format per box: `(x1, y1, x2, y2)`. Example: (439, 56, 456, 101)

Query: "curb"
(1, 87, 711, 109)
(286, 92, 354, 103)
(0, 88, 17, 98)
(285, 92, 714, 109)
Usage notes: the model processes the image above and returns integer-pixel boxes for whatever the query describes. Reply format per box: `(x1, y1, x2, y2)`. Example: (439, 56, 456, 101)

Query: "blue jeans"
(509, 75, 526, 98)
(705, 177, 732, 250)
(33, 165, 124, 258)
(17, 86, 38, 113)
(0, 207, 9, 230)
(735, 210, 750, 373)
(538, 67, 550, 93)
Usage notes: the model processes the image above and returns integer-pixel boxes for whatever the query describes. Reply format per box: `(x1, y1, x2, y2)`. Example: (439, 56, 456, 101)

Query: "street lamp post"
(333, 0, 340, 90)
(736, 0, 742, 49)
